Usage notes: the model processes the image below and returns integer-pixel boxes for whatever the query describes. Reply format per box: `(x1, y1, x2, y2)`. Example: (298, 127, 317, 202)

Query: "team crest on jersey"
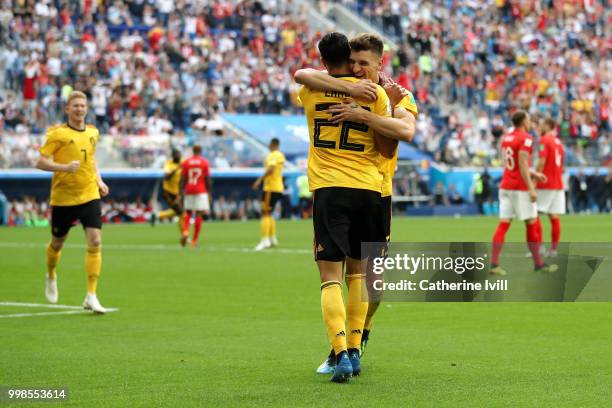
(524, 138, 532, 147)
(90, 137, 96, 146)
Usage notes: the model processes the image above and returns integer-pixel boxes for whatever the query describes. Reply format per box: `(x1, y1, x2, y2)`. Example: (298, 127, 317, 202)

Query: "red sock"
(492, 221, 511, 266)
(551, 218, 561, 251)
(534, 217, 543, 243)
(183, 211, 191, 236)
(526, 222, 543, 267)
(193, 216, 202, 243)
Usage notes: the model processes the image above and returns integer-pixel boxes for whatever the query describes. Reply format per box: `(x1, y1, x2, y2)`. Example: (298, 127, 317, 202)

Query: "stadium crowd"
(0, 0, 609, 168)
(0, 194, 270, 226)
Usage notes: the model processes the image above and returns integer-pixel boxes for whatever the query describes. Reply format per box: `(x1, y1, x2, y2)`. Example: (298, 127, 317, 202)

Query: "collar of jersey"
(330, 74, 356, 78)
(66, 122, 86, 132)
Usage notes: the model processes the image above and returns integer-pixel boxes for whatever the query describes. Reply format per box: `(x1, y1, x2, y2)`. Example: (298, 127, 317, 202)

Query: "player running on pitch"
(36, 91, 109, 314)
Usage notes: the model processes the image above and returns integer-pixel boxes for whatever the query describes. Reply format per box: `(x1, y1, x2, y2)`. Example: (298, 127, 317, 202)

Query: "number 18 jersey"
(298, 76, 391, 193)
(181, 155, 210, 195)
(500, 129, 533, 191)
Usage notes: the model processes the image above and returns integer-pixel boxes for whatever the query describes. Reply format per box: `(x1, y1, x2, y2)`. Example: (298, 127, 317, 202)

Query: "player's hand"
(98, 180, 109, 197)
(531, 171, 547, 183)
(348, 79, 377, 102)
(252, 180, 261, 190)
(324, 99, 368, 123)
(383, 82, 409, 108)
(528, 189, 537, 203)
(64, 160, 80, 173)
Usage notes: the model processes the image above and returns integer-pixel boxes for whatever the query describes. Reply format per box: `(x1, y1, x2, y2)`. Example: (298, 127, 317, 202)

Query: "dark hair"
(543, 117, 556, 130)
(511, 110, 528, 127)
(318, 32, 351, 69)
(349, 33, 384, 57)
(193, 145, 202, 155)
(270, 138, 280, 146)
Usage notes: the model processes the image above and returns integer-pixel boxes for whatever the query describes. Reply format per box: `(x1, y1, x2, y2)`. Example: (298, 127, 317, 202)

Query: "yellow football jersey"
(162, 159, 182, 195)
(299, 76, 391, 192)
(39, 124, 101, 206)
(263, 150, 285, 193)
(381, 92, 419, 197)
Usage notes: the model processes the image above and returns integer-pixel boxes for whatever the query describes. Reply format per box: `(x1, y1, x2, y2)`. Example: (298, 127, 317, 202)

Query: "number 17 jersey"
(181, 155, 210, 195)
(298, 76, 391, 193)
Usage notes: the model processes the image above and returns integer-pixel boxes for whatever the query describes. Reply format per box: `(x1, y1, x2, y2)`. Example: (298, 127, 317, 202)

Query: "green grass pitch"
(1, 215, 611, 407)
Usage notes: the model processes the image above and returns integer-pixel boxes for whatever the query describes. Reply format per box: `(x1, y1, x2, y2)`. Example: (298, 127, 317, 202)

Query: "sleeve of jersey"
(538, 139, 548, 158)
(297, 86, 307, 106)
(181, 162, 188, 176)
(374, 87, 392, 117)
(39, 129, 61, 157)
(396, 93, 418, 117)
(520, 136, 533, 153)
(204, 160, 210, 177)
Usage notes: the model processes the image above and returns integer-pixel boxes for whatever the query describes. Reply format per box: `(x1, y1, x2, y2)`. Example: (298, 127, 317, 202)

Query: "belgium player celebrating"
(36, 91, 109, 314)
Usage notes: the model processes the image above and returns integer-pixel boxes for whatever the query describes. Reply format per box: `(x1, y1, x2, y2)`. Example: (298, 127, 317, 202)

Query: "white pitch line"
(0, 242, 311, 254)
(0, 301, 119, 319)
(0, 308, 119, 319)
(0, 301, 84, 310)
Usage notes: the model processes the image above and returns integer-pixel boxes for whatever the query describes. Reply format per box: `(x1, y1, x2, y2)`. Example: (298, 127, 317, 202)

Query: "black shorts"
(381, 195, 392, 242)
(51, 199, 102, 237)
(313, 187, 385, 262)
(162, 190, 182, 214)
(262, 191, 282, 212)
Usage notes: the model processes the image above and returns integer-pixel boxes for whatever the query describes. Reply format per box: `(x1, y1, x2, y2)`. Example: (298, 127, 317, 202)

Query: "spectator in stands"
(570, 171, 589, 213)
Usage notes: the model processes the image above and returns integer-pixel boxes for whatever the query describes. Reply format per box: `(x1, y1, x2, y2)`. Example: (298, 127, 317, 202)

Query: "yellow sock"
(158, 209, 176, 220)
(346, 274, 369, 350)
(85, 246, 102, 294)
(269, 216, 276, 237)
(260, 215, 270, 239)
(177, 217, 183, 233)
(46, 243, 61, 279)
(321, 281, 347, 355)
(363, 301, 381, 331)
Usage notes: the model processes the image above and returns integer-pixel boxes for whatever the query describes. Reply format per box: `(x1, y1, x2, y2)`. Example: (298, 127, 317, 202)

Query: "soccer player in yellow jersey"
(295, 32, 413, 383)
(296, 34, 418, 364)
(252, 138, 285, 250)
(35, 91, 109, 314)
(152, 149, 183, 232)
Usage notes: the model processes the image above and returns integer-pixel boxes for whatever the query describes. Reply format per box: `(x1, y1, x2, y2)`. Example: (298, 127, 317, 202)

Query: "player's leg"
(362, 194, 391, 352)
(548, 190, 565, 256)
(269, 193, 281, 246)
(192, 210, 203, 247)
(182, 195, 193, 246)
(157, 191, 177, 221)
(345, 257, 368, 376)
(549, 214, 561, 256)
(45, 205, 75, 303)
(491, 190, 513, 275)
(520, 194, 557, 273)
(314, 188, 353, 382)
(80, 200, 106, 314)
(318, 260, 352, 383)
(255, 192, 272, 250)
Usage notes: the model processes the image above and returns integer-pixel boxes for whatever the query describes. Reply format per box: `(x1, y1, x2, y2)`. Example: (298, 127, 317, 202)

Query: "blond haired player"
(253, 138, 285, 251)
(36, 91, 109, 314)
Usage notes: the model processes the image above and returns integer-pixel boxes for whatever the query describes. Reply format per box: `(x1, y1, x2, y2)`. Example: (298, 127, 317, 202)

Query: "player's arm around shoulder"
(36, 125, 80, 173)
(293, 68, 378, 102)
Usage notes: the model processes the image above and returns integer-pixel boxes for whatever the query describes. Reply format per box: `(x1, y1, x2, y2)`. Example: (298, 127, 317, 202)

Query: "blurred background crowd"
(0, 0, 609, 169)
